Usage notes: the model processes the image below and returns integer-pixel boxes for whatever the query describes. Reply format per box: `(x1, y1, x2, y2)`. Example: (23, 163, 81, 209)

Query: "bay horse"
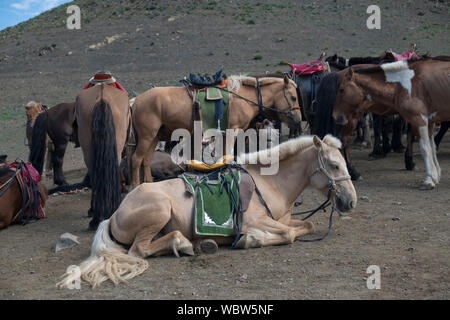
(328, 57, 450, 189)
(325, 53, 406, 159)
(0, 161, 47, 230)
(57, 134, 357, 288)
(130, 75, 301, 188)
(75, 84, 130, 230)
(28, 102, 77, 186)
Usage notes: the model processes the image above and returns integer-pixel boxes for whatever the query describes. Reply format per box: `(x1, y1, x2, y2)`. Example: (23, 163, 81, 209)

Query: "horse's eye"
(335, 165, 339, 170)
(291, 96, 296, 102)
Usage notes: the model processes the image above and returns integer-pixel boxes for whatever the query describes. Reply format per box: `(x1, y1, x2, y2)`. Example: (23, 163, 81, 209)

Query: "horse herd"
(1, 50, 449, 288)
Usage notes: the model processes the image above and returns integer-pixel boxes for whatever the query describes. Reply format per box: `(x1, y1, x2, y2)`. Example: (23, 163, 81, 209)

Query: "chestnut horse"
(75, 84, 130, 230)
(328, 57, 450, 189)
(0, 162, 47, 230)
(57, 134, 357, 288)
(28, 102, 77, 186)
(130, 75, 301, 188)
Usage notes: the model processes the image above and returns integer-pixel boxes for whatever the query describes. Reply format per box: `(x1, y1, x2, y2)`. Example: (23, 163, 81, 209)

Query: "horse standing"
(57, 134, 357, 288)
(28, 102, 77, 186)
(130, 75, 301, 188)
(329, 57, 450, 189)
(75, 84, 130, 230)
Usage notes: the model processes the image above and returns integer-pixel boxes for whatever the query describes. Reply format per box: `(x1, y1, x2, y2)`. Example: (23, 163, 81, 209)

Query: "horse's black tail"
(314, 72, 340, 139)
(29, 111, 48, 174)
(90, 99, 121, 226)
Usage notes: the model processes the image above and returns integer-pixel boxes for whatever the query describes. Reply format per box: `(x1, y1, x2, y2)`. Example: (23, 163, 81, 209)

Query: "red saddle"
(391, 50, 420, 61)
(285, 52, 328, 76)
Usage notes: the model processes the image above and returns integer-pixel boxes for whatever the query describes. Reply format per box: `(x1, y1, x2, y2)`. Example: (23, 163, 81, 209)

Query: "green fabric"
(196, 87, 229, 132)
(182, 171, 240, 237)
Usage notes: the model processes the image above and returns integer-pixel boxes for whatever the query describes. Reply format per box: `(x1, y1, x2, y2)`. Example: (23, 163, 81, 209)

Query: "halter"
(292, 148, 352, 242)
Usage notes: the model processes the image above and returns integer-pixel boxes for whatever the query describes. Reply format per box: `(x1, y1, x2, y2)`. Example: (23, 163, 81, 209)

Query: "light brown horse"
(330, 57, 450, 189)
(130, 75, 301, 188)
(75, 84, 130, 230)
(0, 162, 47, 230)
(57, 134, 357, 288)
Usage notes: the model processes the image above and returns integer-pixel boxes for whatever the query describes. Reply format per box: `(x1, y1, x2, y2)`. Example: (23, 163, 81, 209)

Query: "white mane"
(237, 134, 341, 164)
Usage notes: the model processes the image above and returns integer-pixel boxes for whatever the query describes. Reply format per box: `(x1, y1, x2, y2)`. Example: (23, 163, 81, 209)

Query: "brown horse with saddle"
(0, 157, 47, 230)
(75, 79, 130, 230)
(130, 74, 302, 189)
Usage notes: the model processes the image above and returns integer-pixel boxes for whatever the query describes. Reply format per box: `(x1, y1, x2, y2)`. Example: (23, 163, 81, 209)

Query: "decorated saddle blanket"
(6, 160, 45, 223)
(181, 168, 255, 237)
(194, 86, 230, 132)
(286, 60, 328, 76)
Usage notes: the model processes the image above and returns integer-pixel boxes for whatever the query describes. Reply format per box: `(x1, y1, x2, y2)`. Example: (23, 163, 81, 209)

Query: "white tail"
(56, 219, 148, 289)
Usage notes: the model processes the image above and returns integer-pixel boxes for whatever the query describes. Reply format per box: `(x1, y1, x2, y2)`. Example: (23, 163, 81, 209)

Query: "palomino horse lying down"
(57, 135, 357, 288)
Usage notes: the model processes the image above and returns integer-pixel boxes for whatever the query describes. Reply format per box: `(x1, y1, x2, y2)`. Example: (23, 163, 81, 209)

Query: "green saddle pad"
(182, 170, 241, 237)
(196, 87, 229, 132)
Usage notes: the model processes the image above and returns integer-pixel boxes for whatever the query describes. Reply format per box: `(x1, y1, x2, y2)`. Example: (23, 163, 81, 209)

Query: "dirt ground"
(0, 0, 449, 300)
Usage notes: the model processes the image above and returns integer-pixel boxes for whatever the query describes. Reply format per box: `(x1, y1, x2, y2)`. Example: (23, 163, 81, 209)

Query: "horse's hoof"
(419, 182, 435, 190)
(200, 239, 218, 255)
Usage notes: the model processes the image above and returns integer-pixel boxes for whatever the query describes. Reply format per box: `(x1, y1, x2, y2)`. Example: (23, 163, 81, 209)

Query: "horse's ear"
(283, 74, 289, 87)
(313, 135, 323, 150)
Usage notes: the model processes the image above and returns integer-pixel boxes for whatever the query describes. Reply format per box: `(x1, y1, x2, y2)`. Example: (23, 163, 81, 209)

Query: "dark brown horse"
(75, 84, 130, 230)
(29, 102, 77, 186)
(0, 161, 47, 230)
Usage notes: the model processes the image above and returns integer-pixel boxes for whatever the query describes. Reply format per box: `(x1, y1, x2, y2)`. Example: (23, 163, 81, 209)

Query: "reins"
(292, 149, 351, 242)
(212, 79, 300, 122)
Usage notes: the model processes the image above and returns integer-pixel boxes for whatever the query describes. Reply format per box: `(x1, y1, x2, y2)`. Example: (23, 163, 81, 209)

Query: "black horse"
(29, 102, 90, 187)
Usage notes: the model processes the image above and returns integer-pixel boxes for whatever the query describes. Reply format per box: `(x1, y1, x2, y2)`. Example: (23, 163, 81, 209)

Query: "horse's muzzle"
(336, 196, 355, 212)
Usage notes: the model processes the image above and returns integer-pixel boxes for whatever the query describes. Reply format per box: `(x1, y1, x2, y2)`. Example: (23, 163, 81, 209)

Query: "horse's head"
(23, 101, 47, 145)
(310, 135, 357, 212)
(271, 75, 302, 126)
(332, 68, 367, 128)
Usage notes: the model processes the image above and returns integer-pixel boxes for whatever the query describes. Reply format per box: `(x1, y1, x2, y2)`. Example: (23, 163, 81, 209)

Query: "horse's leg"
(361, 113, 371, 147)
(434, 121, 450, 150)
(381, 115, 392, 155)
(342, 141, 360, 181)
(429, 123, 441, 182)
(131, 137, 155, 188)
(45, 139, 54, 177)
(130, 230, 194, 258)
(51, 141, 69, 186)
(369, 114, 384, 159)
(235, 217, 315, 249)
(417, 122, 439, 189)
(391, 115, 405, 153)
(404, 123, 415, 170)
(142, 139, 158, 183)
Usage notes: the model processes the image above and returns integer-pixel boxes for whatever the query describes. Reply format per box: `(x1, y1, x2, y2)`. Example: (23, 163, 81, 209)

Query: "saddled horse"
(57, 134, 357, 288)
(28, 102, 78, 186)
(0, 160, 47, 230)
(325, 57, 450, 189)
(130, 75, 301, 188)
(75, 84, 130, 230)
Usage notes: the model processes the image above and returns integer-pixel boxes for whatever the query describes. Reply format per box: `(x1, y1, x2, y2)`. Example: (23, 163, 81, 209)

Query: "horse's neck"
(355, 73, 396, 107)
(245, 146, 315, 219)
